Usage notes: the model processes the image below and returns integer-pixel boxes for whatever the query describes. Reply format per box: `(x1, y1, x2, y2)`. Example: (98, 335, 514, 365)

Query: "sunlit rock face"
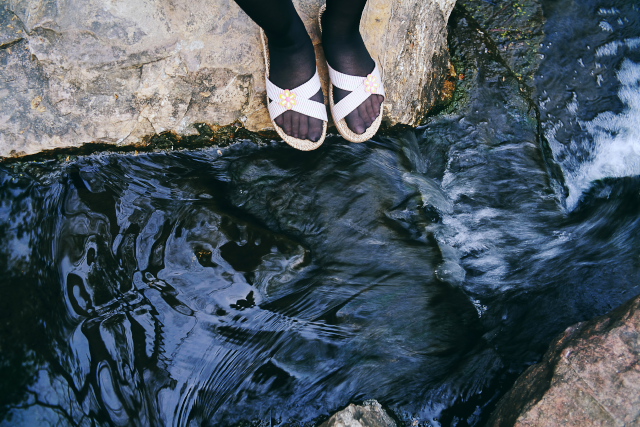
(488, 294, 640, 426)
(0, 0, 455, 158)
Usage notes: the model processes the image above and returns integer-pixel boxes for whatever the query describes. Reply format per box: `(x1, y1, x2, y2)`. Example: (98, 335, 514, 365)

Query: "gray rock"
(0, 0, 456, 158)
(0, 2, 24, 48)
(319, 400, 397, 427)
(488, 294, 640, 426)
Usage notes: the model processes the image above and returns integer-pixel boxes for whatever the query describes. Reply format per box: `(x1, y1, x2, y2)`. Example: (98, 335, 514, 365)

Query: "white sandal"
(260, 30, 328, 151)
(318, 4, 386, 143)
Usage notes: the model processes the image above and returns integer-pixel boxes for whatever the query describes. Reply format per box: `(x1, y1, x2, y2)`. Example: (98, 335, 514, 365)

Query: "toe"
(283, 111, 293, 137)
(354, 104, 368, 133)
(363, 99, 375, 128)
(356, 104, 369, 130)
(291, 112, 300, 139)
(299, 114, 309, 141)
(346, 110, 366, 135)
(372, 94, 382, 117)
(309, 118, 323, 142)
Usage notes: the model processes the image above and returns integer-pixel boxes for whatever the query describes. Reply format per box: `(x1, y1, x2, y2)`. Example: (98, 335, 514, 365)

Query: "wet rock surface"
(488, 293, 640, 426)
(319, 400, 396, 427)
(0, 0, 455, 158)
(460, 0, 545, 84)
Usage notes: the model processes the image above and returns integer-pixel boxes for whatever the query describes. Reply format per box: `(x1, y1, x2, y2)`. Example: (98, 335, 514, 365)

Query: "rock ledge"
(0, 0, 455, 158)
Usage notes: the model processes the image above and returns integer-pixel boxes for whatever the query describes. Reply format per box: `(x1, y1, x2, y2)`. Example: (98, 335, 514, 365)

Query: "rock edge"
(0, 0, 455, 158)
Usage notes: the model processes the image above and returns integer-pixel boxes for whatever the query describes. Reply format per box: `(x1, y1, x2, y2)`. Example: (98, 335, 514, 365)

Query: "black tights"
(233, 0, 383, 140)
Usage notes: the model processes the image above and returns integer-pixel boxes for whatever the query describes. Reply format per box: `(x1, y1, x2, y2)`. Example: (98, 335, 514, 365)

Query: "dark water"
(1, 1, 639, 426)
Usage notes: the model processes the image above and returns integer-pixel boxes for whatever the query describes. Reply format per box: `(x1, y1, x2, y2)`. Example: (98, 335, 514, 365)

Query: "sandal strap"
(328, 61, 385, 122)
(266, 69, 328, 122)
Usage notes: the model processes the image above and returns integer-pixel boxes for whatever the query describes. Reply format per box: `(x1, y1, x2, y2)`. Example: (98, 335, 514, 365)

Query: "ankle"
(321, 8, 362, 39)
(265, 22, 310, 50)
(322, 28, 363, 53)
(266, 27, 317, 90)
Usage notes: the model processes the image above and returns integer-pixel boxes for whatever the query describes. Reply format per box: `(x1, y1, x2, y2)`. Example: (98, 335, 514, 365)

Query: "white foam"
(596, 40, 622, 57)
(595, 38, 640, 58)
(627, 37, 640, 49)
(598, 8, 620, 16)
(600, 21, 614, 32)
(564, 58, 640, 209)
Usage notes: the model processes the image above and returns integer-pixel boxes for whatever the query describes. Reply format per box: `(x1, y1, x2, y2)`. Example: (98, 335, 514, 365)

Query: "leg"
(322, 0, 384, 135)
(234, 0, 324, 141)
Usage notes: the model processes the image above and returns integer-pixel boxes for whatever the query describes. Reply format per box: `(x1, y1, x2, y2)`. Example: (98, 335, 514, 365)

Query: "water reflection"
(2, 130, 639, 425)
(0, 140, 495, 425)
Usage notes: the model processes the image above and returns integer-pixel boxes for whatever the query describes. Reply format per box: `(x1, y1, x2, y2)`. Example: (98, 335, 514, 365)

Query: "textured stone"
(460, 0, 544, 83)
(0, 0, 455, 158)
(319, 400, 397, 427)
(488, 294, 640, 427)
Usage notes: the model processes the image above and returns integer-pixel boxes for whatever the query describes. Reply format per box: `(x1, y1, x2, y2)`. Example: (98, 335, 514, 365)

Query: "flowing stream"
(1, 0, 639, 426)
